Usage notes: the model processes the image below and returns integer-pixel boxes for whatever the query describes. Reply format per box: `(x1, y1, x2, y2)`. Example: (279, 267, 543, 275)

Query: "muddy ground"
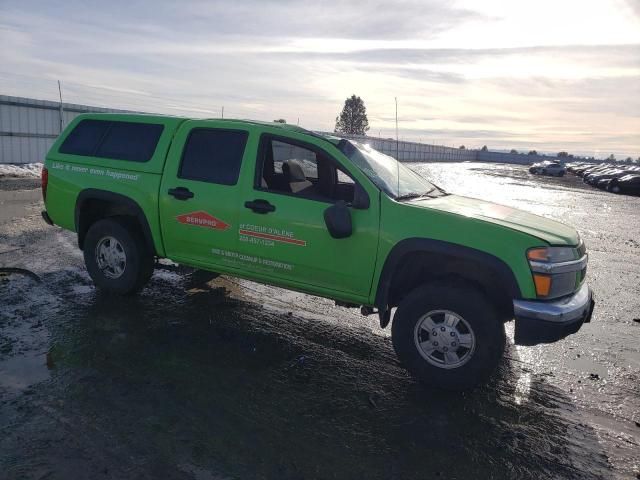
(1, 163, 639, 480)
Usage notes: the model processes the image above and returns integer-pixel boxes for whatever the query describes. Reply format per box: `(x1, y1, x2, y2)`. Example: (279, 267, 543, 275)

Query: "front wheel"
(391, 283, 505, 390)
(83, 218, 154, 295)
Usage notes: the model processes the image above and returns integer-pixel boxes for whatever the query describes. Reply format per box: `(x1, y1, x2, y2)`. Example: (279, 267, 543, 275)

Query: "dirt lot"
(1, 163, 639, 480)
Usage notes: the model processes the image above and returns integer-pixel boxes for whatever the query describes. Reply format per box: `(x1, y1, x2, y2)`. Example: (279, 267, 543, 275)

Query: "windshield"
(337, 140, 445, 200)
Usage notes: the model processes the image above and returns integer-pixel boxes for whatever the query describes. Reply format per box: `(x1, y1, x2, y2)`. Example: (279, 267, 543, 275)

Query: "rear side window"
(59, 119, 164, 162)
(59, 120, 110, 157)
(97, 122, 164, 162)
(179, 129, 248, 185)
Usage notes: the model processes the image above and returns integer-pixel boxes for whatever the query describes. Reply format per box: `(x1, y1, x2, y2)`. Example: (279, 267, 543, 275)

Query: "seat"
(282, 160, 313, 194)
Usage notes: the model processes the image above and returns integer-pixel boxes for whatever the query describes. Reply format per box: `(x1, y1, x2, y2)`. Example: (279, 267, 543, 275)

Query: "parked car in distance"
(586, 168, 639, 186)
(529, 160, 565, 176)
(608, 174, 640, 195)
(575, 164, 604, 177)
(566, 162, 597, 174)
(584, 168, 617, 185)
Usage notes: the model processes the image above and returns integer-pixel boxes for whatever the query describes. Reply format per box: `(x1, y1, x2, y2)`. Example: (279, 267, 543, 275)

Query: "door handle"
(168, 187, 194, 200)
(244, 199, 276, 214)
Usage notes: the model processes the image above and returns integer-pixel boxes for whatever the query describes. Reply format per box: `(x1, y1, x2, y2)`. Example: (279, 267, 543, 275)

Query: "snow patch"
(152, 269, 182, 283)
(0, 163, 43, 177)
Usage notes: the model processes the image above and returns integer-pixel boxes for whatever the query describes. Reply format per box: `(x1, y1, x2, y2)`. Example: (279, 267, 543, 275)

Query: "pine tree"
(334, 95, 369, 135)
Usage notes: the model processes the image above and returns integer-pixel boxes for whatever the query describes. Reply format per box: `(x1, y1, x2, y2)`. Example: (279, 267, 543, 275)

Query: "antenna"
(57, 80, 64, 133)
(395, 97, 400, 196)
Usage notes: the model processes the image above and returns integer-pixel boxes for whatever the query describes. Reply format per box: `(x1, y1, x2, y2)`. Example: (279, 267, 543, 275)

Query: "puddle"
(0, 274, 55, 395)
(0, 188, 41, 224)
(0, 352, 50, 391)
(564, 355, 610, 379)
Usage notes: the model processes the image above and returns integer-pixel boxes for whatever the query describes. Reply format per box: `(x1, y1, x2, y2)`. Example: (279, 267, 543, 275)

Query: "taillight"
(41, 167, 48, 201)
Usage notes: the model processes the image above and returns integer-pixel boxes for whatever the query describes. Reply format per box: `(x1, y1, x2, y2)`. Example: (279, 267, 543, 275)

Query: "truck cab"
(42, 114, 595, 389)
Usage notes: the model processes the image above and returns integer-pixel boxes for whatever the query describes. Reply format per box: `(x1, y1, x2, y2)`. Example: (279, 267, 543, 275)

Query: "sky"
(1, 0, 639, 158)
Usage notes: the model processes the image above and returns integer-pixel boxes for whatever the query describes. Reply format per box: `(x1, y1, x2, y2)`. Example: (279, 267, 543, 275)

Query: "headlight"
(527, 246, 586, 298)
(527, 246, 578, 263)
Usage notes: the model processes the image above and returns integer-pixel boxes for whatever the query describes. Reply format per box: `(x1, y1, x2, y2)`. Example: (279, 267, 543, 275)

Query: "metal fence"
(1, 95, 560, 166)
(317, 132, 478, 163)
(0, 95, 131, 164)
(476, 150, 560, 165)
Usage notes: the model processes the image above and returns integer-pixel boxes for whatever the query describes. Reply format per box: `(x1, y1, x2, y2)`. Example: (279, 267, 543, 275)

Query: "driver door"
(236, 134, 380, 300)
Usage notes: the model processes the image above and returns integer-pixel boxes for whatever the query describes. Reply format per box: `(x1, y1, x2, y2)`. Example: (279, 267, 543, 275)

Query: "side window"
(272, 140, 318, 180)
(59, 119, 163, 162)
(96, 122, 163, 162)
(257, 136, 355, 203)
(337, 169, 355, 185)
(59, 120, 111, 156)
(179, 128, 248, 185)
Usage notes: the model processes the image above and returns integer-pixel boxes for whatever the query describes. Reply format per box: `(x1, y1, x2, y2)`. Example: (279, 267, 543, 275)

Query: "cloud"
(176, 0, 485, 40)
(0, 0, 638, 157)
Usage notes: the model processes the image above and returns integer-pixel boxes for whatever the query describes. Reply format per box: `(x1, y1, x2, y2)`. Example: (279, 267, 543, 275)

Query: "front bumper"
(513, 282, 594, 346)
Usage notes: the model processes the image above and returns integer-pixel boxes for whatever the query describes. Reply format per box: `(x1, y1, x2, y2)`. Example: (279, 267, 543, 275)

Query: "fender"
(75, 189, 156, 255)
(374, 238, 522, 313)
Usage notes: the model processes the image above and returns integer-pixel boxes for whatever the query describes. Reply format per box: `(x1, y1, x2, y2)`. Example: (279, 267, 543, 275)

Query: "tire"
(611, 185, 621, 194)
(83, 217, 154, 295)
(391, 282, 505, 390)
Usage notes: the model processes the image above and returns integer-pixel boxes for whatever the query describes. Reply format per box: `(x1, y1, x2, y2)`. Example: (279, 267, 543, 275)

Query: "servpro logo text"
(176, 211, 230, 231)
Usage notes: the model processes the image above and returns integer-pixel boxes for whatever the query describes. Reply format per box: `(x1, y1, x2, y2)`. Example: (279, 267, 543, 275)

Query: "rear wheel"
(391, 283, 505, 390)
(83, 218, 154, 295)
(611, 184, 621, 193)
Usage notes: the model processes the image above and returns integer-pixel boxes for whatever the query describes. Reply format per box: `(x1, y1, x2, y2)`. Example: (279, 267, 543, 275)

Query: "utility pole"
(395, 97, 399, 159)
(395, 97, 400, 196)
(57, 80, 64, 133)
(221, 106, 224, 119)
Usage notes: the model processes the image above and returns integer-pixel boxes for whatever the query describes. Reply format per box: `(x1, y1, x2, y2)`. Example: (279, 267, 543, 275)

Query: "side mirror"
(324, 201, 353, 239)
(351, 183, 370, 209)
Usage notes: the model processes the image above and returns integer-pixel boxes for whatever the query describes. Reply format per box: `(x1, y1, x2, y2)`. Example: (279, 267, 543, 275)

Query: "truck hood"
(409, 195, 579, 245)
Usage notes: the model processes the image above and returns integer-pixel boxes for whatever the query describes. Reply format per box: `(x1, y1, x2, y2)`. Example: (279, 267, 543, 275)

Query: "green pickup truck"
(41, 113, 594, 389)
